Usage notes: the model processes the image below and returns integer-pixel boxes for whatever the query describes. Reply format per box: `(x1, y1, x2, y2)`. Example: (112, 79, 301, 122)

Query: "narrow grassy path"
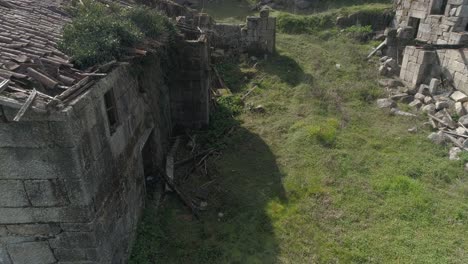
(130, 33, 468, 264)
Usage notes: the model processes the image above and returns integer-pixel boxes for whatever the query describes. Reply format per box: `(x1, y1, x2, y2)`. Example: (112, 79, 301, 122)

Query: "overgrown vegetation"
(276, 3, 391, 34)
(131, 2, 468, 264)
(59, 1, 177, 68)
(314, 0, 392, 10)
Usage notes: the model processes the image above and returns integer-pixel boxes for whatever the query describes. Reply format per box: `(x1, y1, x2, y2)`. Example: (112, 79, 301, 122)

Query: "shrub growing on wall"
(126, 7, 177, 40)
(59, 1, 177, 68)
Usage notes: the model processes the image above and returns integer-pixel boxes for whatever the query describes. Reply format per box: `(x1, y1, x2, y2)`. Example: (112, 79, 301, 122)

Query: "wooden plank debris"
(61, 80, 96, 104)
(58, 75, 76, 86)
(56, 76, 90, 101)
(77, 72, 107, 77)
(26, 67, 58, 89)
(13, 89, 37, 122)
(367, 40, 387, 59)
(0, 79, 10, 94)
(442, 132, 468, 151)
(174, 149, 214, 167)
(0, 95, 46, 113)
(161, 170, 200, 219)
(212, 66, 227, 88)
(428, 114, 456, 129)
(443, 130, 468, 139)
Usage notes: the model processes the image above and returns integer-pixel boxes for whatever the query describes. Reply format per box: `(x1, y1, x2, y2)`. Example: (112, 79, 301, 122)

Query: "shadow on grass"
(260, 53, 314, 86)
(130, 103, 286, 263)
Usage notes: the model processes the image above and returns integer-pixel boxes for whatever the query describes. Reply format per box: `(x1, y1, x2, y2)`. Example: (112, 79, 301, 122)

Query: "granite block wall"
(212, 9, 276, 54)
(0, 55, 173, 264)
(396, 0, 468, 93)
(170, 38, 211, 129)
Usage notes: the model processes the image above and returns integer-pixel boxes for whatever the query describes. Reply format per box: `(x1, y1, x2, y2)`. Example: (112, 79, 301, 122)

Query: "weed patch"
(60, 1, 176, 68)
(307, 118, 340, 147)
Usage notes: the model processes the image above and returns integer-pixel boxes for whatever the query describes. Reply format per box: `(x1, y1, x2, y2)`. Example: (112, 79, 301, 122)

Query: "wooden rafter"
(13, 89, 38, 122)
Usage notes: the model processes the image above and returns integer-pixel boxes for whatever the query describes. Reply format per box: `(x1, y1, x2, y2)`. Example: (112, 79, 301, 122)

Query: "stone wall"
(400, 46, 468, 93)
(396, 0, 468, 92)
(395, 0, 468, 44)
(336, 9, 394, 31)
(400, 46, 438, 87)
(441, 48, 468, 93)
(212, 9, 276, 54)
(171, 37, 211, 129)
(0, 55, 173, 264)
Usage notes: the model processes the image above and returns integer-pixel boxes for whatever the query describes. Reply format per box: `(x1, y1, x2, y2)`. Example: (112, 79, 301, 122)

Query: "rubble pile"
(377, 74, 468, 162)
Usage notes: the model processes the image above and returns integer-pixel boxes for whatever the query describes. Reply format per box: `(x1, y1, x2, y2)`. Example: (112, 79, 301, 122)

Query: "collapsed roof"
(0, 0, 175, 120)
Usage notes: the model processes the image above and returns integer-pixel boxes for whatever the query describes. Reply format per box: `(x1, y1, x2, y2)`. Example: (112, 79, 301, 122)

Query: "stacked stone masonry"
(396, 0, 468, 44)
(170, 37, 211, 129)
(396, 0, 468, 93)
(0, 56, 174, 263)
(212, 9, 276, 54)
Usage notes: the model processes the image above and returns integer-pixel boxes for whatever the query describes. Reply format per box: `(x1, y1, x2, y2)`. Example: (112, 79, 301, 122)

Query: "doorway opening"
(408, 17, 421, 39)
(141, 133, 161, 198)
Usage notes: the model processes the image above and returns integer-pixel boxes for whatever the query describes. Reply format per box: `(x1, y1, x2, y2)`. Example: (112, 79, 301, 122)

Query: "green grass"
(201, 0, 255, 23)
(130, 5, 468, 264)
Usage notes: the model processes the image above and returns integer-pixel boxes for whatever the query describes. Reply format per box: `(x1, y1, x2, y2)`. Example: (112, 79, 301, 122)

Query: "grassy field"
(130, 5, 468, 264)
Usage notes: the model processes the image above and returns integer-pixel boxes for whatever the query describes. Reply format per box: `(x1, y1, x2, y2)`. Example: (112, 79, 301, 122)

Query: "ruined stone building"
(0, 0, 275, 263)
(394, 0, 468, 93)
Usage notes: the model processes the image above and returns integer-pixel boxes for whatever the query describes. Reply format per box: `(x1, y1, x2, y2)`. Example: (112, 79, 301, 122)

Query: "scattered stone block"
(378, 79, 403, 88)
(391, 93, 414, 104)
(449, 147, 462, 161)
(414, 93, 426, 101)
(421, 104, 436, 114)
(451, 91, 468, 102)
(464, 139, 468, 149)
(418, 84, 431, 96)
(376, 98, 396, 109)
(434, 110, 456, 128)
(459, 115, 468, 126)
(407, 85, 419, 95)
(384, 58, 398, 69)
(428, 131, 447, 145)
(429, 78, 441, 94)
(456, 127, 467, 136)
(390, 108, 417, 117)
(463, 101, 468, 113)
(7, 242, 56, 264)
(424, 96, 434, 104)
(409, 99, 423, 109)
(435, 101, 450, 110)
(455, 102, 466, 116)
(408, 127, 418, 133)
(379, 56, 389, 62)
(379, 65, 388, 76)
